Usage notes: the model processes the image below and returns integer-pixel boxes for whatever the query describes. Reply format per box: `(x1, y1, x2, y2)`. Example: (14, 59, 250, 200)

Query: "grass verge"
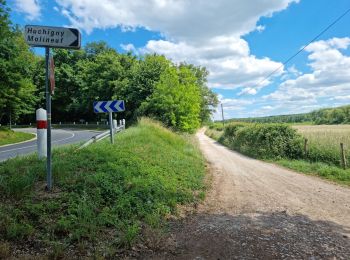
(0, 128, 35, 146)
(0, 118, 205, 257)
(273, 159, 350, 186)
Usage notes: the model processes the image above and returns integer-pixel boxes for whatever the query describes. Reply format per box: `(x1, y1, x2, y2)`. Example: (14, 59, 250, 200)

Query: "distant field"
(291, 124, 350, 168)
(293, 125, 350, 156)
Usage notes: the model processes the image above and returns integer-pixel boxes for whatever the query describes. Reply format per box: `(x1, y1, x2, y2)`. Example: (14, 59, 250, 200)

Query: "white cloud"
(14, 0, 41, 21)
(55, 0, 298, 90)
(332, 95, 350, 101)
(55, 0, 298, 40)
(141, 37, 284, 89)
(238, 87, 258, 96)
(120, 43, 138, 54)
(263, 37, 350, 114)
(213, 36, 350, 119)
(212, 97, 254, 120)
(256, 25, 266, 33)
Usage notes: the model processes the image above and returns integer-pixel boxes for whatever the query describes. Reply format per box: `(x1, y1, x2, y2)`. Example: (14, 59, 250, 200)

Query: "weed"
(48, 242, 66, 260)
(6, 222, 34, 240)
(120, 223, 140, 248)
(0, 242, 10, 259)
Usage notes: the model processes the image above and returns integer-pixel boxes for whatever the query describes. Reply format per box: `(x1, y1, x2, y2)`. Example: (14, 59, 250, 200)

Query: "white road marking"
(0, 131, 75, 154)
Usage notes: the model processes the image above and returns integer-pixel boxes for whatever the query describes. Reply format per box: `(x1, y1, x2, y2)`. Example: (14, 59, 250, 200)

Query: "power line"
(251, 6, 350, 92)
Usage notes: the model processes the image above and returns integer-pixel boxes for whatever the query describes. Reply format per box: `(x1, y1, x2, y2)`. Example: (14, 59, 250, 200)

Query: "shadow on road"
(141, 211, 350, 259)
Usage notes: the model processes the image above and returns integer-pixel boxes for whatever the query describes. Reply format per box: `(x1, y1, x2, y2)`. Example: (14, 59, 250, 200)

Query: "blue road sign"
(94, 100, 125, 113)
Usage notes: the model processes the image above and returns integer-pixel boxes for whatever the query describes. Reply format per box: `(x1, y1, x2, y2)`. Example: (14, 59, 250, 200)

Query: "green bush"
(223, 123, 304, 159)
(208, 122, 223, 131)
(223, 123, 247, 139)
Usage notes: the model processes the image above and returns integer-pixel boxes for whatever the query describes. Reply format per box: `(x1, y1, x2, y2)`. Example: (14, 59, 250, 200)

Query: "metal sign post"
(45, 47, 52, 191)
(109, 112, 114, 144)
(25, 24, 81, 192)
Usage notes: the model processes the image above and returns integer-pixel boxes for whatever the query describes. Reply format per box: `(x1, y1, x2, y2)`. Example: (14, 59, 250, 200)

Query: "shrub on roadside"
(222, 123, 304, 159)
(223, 123, 247, 139)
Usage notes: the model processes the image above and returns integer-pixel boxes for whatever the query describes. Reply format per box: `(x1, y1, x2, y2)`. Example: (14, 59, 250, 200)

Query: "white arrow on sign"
(25, 25, 81, 49)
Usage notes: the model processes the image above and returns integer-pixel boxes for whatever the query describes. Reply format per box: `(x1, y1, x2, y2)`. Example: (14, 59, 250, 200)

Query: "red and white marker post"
(36, 108, 47, 158)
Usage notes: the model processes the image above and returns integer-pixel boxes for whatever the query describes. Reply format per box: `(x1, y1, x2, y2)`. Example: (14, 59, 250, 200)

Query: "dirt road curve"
(145, 130, 350, 259)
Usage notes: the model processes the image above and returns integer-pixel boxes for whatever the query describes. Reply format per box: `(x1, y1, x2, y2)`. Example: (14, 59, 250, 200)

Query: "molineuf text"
(26, 27, 65, 44)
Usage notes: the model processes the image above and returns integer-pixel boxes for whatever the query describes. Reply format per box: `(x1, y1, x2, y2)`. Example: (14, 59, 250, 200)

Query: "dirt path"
(196, 130, 350, 225)
(144, 130, 350, 259)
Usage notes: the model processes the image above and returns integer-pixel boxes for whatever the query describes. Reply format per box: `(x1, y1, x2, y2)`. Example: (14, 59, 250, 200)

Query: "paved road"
(0, 128, 100, 162)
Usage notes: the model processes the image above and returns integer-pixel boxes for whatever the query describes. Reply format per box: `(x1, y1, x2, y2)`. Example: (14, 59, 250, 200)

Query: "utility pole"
(221, 103, 225, 127)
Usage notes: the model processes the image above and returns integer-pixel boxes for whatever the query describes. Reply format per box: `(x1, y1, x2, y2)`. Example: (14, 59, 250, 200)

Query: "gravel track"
(144, 130, 350, 259)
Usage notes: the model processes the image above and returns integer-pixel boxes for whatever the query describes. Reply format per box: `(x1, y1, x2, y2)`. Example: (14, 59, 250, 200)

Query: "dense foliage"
(310, 105, 350, 124)
(0, 0, 38, 124)
(227, 105, 350, 125)
(0, 118, 205, 256)
(220, 123, 304, 159)
(0, 2, 218, 132)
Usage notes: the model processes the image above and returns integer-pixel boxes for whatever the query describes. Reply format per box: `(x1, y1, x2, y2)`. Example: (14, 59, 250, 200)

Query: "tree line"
(228, 105, 350, 125)
(0, 0, 218, 132)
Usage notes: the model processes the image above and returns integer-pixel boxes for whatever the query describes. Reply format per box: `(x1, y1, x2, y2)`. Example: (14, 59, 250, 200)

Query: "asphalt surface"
(0, 128, 100, 162)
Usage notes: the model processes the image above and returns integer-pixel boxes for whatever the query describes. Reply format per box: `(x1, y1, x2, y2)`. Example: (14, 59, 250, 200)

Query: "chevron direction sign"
(93, 100, 125, 113)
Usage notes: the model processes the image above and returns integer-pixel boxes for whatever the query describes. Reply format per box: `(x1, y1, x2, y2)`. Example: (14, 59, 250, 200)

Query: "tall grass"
(293, 125, 350, 165)
(0, 118, 205, 256)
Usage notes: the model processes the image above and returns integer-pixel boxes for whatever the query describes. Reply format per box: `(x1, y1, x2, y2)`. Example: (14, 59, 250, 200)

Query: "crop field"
(293, 125, 350, 148)
(293, 125, 350, 165)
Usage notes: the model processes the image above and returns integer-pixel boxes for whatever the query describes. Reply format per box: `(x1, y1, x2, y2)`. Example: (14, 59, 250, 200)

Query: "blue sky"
(9, 0, 350, 119)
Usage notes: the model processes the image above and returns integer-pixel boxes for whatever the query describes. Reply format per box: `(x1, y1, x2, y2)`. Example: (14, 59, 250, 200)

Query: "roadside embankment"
(0, 118, 205, 258)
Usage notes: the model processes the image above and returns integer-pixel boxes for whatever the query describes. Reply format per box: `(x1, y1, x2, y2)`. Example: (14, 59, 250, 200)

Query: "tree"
(123, 54, 170, 121)
(0, 2, 217, 131)
(0, 2, 38, 124)
(180, 63, 219, 123)
(140, 65, 201, 132)
(76, 48, 130, 121)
